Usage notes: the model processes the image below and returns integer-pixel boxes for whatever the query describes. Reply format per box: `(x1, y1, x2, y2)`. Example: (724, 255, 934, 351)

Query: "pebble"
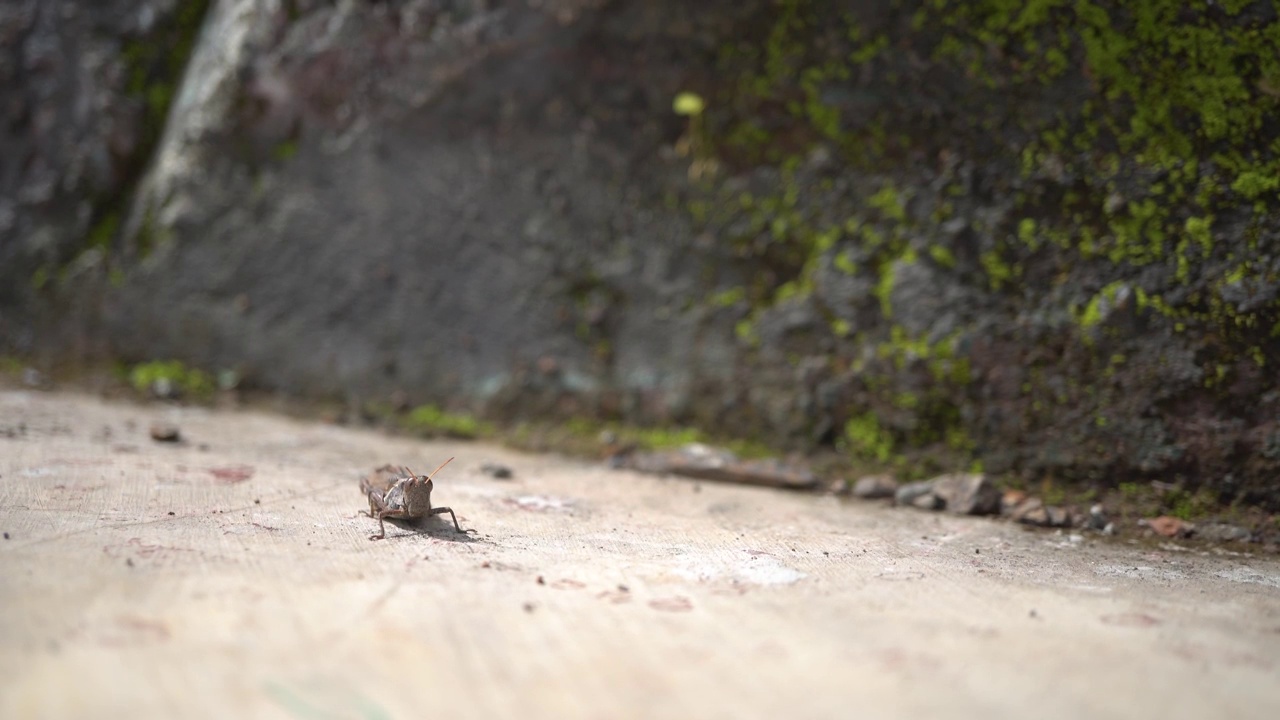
(1195, 522, 1252, 543)
(931, 473, 1001, 515)
(1011, 498, 1074, 527)
(149, 423, 182, 442)
(1001, 489, 1028, 516)
(852, 475, 899, 499)
(1142, 515, 1193, 538)
(912, 492, 945, 511)
(1085, 503, 1110, 531)
(480, 462, 514, 480)
(894, 480, 936, 506)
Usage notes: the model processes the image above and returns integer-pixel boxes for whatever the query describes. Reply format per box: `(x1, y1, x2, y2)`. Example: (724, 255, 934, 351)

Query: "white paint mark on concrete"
(1093, 565, 1187, 581)
(1215, 566, 1280, 589)
(674, 553, 806, 586)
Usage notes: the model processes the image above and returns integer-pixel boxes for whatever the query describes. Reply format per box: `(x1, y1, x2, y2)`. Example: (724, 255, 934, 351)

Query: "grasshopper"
(360, 458, 463, 540)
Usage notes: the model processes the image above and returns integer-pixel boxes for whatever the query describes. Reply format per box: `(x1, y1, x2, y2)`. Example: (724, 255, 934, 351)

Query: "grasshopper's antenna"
(424, 457, 455, 481)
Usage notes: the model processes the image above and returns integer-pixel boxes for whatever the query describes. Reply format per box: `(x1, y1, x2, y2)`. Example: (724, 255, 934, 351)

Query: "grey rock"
(912, 492, 945, 511)
(1001, 490, 1029, 516)
(1085, 503, 1110, 531)
(887, 259, 974, 340)
(1195, 522, 1252, 543)
(480, 462, 514, 480)
(895, 480, 937, 506)
(1012, 499, 1074, 528)
(149, 423, 181, 443)
(852, 475, 899, 499)
(931, 473, 1000, 515)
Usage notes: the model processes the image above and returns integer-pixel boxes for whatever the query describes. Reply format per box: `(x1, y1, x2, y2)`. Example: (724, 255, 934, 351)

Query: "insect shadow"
(376, 517, 481, 543)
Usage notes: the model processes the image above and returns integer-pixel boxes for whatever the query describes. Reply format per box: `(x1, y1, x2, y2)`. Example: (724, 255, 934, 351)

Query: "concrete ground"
(1, 389, 1278, 719)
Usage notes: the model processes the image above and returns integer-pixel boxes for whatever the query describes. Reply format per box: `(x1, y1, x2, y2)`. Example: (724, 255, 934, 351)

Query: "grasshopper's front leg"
(429, 505, 462, 532)
(364, 490, 390, 540)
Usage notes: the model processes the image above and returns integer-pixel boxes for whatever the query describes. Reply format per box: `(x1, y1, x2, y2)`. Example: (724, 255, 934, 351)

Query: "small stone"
(1001, 489, 1028, 516)
(149, 423, 181, 442)
(1012, 498, 1074, 527)
(931, 473, 1000, 515)
(1010, 496, 1043, 522)
(150, 377, 177, 399)
(895, 480, 936, 506)
(1143, 515, 1193, 538)
(480, 462, 514, 480)
(21, 367, 44, 388)
(912, 492, 944, 511)
(3, 532, 8, 540)
(1086, 503, 1109, 531)
(1195, 522, 1252, 543)
(1046, 506, 1073, 527)
(852, 475, 899, 499)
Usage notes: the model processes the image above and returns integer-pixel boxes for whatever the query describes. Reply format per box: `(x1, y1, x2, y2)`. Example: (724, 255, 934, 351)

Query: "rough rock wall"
(0, 0, 207, 352)
(3, 0, 1278, 505)
(102, 0, 753, 422)
(685, 0, 1280, 504)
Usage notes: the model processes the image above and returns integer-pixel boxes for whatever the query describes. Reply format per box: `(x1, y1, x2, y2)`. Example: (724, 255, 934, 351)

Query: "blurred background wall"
(2, 0, 1278, 505)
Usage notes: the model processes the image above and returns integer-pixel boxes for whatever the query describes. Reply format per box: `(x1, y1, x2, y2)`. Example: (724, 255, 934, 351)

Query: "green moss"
(867, 185, 907, 223)
(873, 248, 916, 318)
(1166, 487, 1218, 521)
(272, 139, 300, 162)
(129, 360, 215, 400)
(403, 405, 493, 439)
(0, 357, 24, 376)
(562, 418, 773, 459)
(1076, 281, 1132, 331)
(928, 245, 956, 269)
(1231, 171, 1280, 199)
(692, 0, 1279, 481)
(979, 251, 1014, 290)
(844, 412, 894, 463)
(628, 426, 704, 449)
(1040, 478, 1067, 507)
(710, 287, 745, 308)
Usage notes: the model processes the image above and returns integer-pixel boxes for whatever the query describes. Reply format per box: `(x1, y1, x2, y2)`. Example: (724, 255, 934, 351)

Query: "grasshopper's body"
(360, 458, 461, 540)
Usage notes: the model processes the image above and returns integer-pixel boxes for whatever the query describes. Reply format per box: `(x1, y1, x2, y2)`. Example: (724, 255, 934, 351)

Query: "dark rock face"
(100, 0, 754, 423)
(3, 0, 1279, 508)
(0, 0, 207, 351)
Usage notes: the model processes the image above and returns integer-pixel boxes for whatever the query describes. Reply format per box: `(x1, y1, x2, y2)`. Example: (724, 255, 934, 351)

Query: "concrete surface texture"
(1, 389, 1278, 719)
